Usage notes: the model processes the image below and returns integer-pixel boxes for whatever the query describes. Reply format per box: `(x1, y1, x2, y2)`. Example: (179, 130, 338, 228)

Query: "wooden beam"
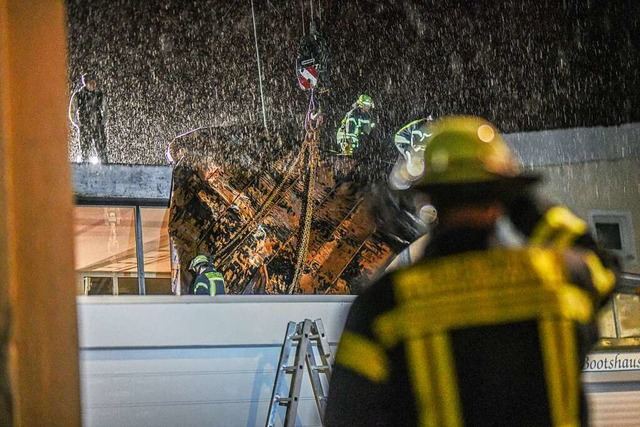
(0, 1, 81, 425)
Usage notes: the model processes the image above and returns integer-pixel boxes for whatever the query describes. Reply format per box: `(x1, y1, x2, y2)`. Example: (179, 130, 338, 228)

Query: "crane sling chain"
(214, 90, 321, 295)
(287, 100, 321, 293)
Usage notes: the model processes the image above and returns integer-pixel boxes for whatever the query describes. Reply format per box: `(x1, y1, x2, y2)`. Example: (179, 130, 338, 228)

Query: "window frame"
(75, 196, 170, 295)
(588, 210, 637, 263)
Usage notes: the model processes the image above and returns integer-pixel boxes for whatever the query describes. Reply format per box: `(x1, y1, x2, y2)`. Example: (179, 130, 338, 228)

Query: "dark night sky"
(67, 0, 640, 165)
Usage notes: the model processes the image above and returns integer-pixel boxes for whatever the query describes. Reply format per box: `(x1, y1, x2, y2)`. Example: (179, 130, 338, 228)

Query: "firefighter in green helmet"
(335, 94, 376, 156)
(188, 255, 226, 296)
(326, 115, 619, 426)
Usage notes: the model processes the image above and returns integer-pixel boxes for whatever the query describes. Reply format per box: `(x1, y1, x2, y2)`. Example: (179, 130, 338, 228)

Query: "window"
(74, 206, 137, 295)
(74, 205, 172, 295)
(588, 210, 637, 263)
(139, 207, 172, 294)
(598, 293, 640, 342)
(616, 293, 640, 338)
(595, 222, 622, 251)
(596, 272, 640, 346)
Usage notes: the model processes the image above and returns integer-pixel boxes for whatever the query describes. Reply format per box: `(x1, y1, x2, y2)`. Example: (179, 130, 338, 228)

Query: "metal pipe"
(611, 295, 622, 338)
(135, 205, 146, 294)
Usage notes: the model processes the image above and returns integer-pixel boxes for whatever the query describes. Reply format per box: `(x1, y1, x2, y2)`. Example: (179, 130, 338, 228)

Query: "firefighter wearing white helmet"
(326, 115, 618, 426)
(189, 255, 226, 296)
(389, 114, 434, 190)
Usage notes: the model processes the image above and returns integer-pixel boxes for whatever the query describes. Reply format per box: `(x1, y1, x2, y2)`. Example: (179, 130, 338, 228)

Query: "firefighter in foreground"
(335, 94, 376, 156)
(189, 255, 226, 296)
(325, 115, 618, 426)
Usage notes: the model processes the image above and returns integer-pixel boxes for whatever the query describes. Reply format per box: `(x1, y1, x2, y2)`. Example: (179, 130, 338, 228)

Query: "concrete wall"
(507, 123, 640, 167)
(536, 158, 640, 274)
(73, 163, 171, 203)
(506, 123, 640, 274)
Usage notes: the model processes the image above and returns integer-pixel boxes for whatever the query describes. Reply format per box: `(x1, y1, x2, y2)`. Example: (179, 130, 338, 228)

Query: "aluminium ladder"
(266, 319, 333, 427)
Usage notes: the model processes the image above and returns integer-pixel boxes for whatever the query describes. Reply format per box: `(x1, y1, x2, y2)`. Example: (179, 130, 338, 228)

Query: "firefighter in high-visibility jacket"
(189, 255, 226, 296)
(325, 116, 619, 427)
(389, 115, 434, 190)
(336, 94, 376, 156)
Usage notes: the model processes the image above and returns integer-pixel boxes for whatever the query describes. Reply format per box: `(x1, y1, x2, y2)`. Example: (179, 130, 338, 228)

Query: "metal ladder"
(266, 319, 333, 427)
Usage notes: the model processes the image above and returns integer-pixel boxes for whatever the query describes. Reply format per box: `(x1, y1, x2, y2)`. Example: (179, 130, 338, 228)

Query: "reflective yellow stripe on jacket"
(372, 247, 594, 427)
(530, 206, 588, 249)
(205, 271, 224, 296)
(335, 331, 389, 383)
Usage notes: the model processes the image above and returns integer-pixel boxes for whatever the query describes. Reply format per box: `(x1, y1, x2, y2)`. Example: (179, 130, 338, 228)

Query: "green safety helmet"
(356, 94, 374, 108)
(189, 254, 211, 272)
(414, 115, 539, 191)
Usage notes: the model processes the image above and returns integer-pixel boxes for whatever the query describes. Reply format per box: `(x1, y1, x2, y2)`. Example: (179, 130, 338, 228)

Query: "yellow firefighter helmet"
(414, 115, 539, 190)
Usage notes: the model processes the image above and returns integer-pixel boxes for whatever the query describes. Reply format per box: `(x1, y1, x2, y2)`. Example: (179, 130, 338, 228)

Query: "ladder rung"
(276, 397, 293, 405)
(311, 365, 330, 371)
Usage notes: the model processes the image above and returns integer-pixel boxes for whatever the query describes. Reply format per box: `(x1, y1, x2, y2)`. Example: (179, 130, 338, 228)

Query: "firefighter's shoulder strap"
(266, 319, 333, 427)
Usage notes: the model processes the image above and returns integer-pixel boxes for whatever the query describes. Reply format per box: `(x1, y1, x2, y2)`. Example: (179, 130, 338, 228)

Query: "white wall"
(78, 296, 640, 427)
(537, 158, 640, 274)
(78, 295, 354, 427)
(506, 123, 640, 274)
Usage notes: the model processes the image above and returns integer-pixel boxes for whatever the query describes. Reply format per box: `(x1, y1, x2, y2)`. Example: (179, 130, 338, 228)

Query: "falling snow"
(66, 0, 640, 168)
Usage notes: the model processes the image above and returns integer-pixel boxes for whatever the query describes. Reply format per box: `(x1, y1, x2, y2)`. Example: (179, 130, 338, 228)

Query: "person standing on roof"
(325, 115, 618, 426)
(335, 94, 376, 156)
(189, 255, 226, 296)
(69, 72, 108, 164)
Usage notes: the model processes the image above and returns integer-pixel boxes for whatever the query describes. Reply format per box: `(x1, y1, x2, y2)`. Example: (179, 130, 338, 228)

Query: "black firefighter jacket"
(325, 224, 617, 427)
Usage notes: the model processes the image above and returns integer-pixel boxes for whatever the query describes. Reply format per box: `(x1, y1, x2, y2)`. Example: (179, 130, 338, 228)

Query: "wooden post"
(0, 1, 81, 425)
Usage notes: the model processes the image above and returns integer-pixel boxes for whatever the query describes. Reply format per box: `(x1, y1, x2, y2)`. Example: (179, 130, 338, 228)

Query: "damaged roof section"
(166, 125, 414, 295)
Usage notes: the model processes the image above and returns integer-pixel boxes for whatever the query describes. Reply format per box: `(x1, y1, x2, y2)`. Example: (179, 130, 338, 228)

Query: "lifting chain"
(288, 91, 322, 293)
(216, 90, 322, 294)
